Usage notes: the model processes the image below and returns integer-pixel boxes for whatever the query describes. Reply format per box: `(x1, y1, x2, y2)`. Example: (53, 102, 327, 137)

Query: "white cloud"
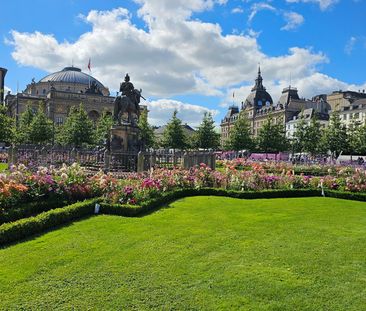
(248, 4, 305, 32)
(7, 4, 328, 98)
(286, 0, 339, 10)
(281, 12, 304, 31)
(222, 73, 366, 109)
(4, 86, 11, 94)
(345, 36, 357, 55)
(344, 36, 366, 55)
(147, 99, 219, 126)
(135, 0, 226, 22)
(231, 7, 244, 14)
(5, 1, 365, 123)
(248, 2, 277, 23)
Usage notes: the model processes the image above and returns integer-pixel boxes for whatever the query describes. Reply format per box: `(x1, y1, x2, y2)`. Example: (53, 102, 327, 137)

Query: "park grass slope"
(0, 196, 365, 310)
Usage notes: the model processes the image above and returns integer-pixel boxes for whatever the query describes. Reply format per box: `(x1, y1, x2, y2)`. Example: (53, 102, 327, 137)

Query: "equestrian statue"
(113, 74, 145, 125)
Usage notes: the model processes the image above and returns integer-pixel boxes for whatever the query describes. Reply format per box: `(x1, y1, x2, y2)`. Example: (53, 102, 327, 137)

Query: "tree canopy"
(0, 105, 14, 144)
(138, 109, 155, 150)
(28, 105, 54, 144)
(162, 110, 187, 150)
(194, 112, 220, 150)
(57, 104, 95, 147)
(225, 111, 254, 151)
(257, 116, 288, 153)
(95, 111, 113, 146)
(322, 111, 348, 158)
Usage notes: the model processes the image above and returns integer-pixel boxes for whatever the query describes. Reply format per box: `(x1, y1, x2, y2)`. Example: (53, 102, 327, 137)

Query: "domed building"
(220, 66, 330, 148)
(241, 67, 273, 110)
(5, 66, 115, 125)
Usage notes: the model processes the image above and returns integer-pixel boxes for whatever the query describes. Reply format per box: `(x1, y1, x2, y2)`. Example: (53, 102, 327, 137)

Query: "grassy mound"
(0, 196, 365, 310)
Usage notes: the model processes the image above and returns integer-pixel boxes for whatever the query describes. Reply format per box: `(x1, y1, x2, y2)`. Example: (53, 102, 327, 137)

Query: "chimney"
(0, 67, 7, 103)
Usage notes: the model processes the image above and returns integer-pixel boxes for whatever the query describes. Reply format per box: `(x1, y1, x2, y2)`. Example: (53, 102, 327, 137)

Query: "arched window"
(88, 110, 100, 124)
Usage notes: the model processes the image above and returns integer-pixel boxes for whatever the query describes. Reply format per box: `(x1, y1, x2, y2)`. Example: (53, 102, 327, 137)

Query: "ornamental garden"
(1, 153, 366, 309)
(1, 103, 366, 309)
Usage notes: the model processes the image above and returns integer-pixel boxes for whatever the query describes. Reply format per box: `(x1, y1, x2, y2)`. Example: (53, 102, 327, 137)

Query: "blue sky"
(1, 0, 365, 126)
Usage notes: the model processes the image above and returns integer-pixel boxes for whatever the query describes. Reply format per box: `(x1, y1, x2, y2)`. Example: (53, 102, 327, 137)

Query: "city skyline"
(1, 0, 365, 126)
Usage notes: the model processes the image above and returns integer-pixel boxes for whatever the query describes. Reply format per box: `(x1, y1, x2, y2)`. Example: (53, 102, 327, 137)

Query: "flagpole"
(88, 58, 91, 89)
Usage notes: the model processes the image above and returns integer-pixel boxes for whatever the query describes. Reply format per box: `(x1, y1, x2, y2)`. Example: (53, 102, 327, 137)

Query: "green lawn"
(1, 196, 366, 310)
(0, 163, 8, 172)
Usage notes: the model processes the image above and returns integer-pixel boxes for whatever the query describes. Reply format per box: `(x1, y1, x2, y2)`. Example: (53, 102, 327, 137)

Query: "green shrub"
(0, 198, 100, 245)
(325, 190, 366, 201)
(100, 188, 322, 217)
(0, 198, 70, 225)
(100, 203, 142, 217)
(3, 188, 366, 246)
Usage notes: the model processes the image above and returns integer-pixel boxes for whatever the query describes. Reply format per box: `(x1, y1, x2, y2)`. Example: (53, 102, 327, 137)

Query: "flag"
(87, 58, 91, 71)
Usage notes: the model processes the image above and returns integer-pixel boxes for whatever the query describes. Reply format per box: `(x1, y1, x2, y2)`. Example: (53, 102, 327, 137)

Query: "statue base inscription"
(110, 123, 140, 152)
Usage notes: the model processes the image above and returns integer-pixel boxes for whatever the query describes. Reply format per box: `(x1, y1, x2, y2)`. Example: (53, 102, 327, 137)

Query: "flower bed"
(1, 162, 366, 212)
(0, 163, 113, 210)
(103, 164, 366, 206)
(216, 158, 360, 177)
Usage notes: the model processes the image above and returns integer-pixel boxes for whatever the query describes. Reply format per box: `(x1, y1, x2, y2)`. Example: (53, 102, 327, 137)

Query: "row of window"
(342, 112, 362, 120)
(55, 117, 64, 125)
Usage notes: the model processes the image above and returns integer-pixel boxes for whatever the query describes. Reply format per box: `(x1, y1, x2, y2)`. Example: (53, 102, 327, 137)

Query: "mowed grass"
(1, 197, 366, 310)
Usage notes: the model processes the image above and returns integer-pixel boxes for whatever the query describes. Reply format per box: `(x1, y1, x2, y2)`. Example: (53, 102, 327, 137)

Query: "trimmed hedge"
(0, 198, 70, 225)
(325, 190, 366, 202)
(0, 198, 100, 246)
(3, 187, 366, 246)
(100, 188, 322, 217)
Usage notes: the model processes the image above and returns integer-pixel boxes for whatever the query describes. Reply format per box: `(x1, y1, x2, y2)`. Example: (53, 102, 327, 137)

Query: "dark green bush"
(100, 188, 322, 217)
(100, 203, 142, 217)
(0, 198, 100, 245)
(3, 188, 366, 246)
(325, 190, 366, 201)
(0, 198, 70, 225)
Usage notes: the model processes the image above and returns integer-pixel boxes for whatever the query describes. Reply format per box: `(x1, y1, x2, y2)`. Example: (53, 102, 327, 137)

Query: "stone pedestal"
(110, 123, 140, 152)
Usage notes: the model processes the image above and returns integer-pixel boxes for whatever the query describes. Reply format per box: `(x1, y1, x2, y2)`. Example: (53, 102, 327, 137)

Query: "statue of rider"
(120, 73, 135, 104)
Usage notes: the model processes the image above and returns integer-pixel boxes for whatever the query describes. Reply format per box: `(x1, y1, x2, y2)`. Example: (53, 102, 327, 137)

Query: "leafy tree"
(28, 105, 54, 144)
(162, 110, 187, 150)
(323, 111, 348, 158)
(358, 121, 366, 155)
(194, 112, 220, 150)
(225, 111, 254, 151)
(95, 111, 113, 146)
(303, 116, 322, 156)
(58, 104, 95, 147)
(138, 109, 155, 150)
(0, 105, 14, 144)
(347, 117, 361, 155)
(16, 105, 35, 143)
(257, 116, 288, 153)
(292, 114, 307, 154)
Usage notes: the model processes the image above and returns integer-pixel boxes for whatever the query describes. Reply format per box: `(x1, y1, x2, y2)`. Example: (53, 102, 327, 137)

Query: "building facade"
(220, 105, 239, 147)
(220, 67, 330, 148)
(338, 98, 366, 128)
(327, 90, 366, 111)
(286, 108, 329, 139)
(5, 66, 115, 125)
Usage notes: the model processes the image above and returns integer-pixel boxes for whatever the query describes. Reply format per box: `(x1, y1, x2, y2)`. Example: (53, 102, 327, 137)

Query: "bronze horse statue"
(113, 89, 145, 125)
